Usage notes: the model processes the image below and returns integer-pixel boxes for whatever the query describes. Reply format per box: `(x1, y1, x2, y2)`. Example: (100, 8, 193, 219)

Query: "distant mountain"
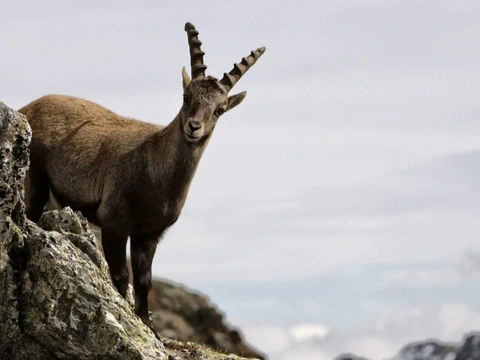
(393, 333, 480, 360)
(337, 332, 480, 360)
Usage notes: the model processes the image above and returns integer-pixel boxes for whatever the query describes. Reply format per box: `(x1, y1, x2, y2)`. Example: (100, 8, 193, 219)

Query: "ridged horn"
(220, 46, 266, 91)
(185, 22, 207, 79)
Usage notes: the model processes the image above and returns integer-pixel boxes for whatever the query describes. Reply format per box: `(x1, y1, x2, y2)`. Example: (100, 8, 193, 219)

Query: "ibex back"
(20, 22, 265, 330)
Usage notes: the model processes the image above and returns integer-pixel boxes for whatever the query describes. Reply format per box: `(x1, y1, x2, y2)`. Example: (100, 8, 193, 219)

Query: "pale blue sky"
(2, 1, 480, 359)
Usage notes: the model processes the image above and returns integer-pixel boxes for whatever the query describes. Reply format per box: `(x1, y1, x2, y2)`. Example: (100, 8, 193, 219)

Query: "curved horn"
(184, 22, 207, 79)
(220, 46, 266, 91)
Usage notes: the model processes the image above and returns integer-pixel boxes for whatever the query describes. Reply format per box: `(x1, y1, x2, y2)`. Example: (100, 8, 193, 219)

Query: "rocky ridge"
(334, 332, 480, 360)
(149, 280, 265, 359)
(391, 333, 480, 360)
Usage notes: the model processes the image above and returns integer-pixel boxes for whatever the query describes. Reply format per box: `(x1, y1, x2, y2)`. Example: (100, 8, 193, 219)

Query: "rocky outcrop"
(149, 280, 266, 359)
(392, 333, 480, 360)
(0, 101, 259, 360)
(335, 332, 480, 360)
(454, 333, 480, 360)
(393, 340, 458, 360)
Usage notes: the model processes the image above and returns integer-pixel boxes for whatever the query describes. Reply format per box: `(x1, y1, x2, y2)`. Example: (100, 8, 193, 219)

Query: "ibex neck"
(148, 113, 208, 200)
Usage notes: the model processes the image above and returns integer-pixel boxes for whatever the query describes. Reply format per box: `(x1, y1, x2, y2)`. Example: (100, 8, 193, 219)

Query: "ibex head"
(181, 22, 266, 143)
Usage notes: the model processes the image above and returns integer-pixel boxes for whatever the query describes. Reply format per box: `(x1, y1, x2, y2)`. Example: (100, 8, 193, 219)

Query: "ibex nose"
(188, 121, 201, 133)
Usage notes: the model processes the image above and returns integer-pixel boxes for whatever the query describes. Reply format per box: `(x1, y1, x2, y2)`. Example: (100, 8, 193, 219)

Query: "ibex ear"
(182, 67, 191, 90)
(226, 91, 247, 112)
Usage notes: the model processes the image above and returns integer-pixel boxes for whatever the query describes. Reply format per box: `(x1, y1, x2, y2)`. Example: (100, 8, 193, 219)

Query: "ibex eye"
(215, 108, 225, 117)
(183, 95, 189, 103)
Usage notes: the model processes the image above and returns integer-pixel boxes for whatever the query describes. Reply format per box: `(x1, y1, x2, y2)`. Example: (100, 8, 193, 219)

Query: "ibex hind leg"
(24, 166, 49, 222)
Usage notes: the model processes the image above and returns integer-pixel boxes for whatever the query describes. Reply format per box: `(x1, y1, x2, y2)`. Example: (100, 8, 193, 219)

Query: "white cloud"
(240, 324, 293, 354)
(290, 324, 330, 342)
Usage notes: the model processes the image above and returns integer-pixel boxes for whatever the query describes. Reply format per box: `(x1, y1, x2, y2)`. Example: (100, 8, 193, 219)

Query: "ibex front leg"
(101, 226, 129, 298)
(130, 234, 159, 327)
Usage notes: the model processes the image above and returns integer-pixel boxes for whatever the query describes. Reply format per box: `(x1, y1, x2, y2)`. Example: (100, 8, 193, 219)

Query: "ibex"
(20, 22, 265, 329)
